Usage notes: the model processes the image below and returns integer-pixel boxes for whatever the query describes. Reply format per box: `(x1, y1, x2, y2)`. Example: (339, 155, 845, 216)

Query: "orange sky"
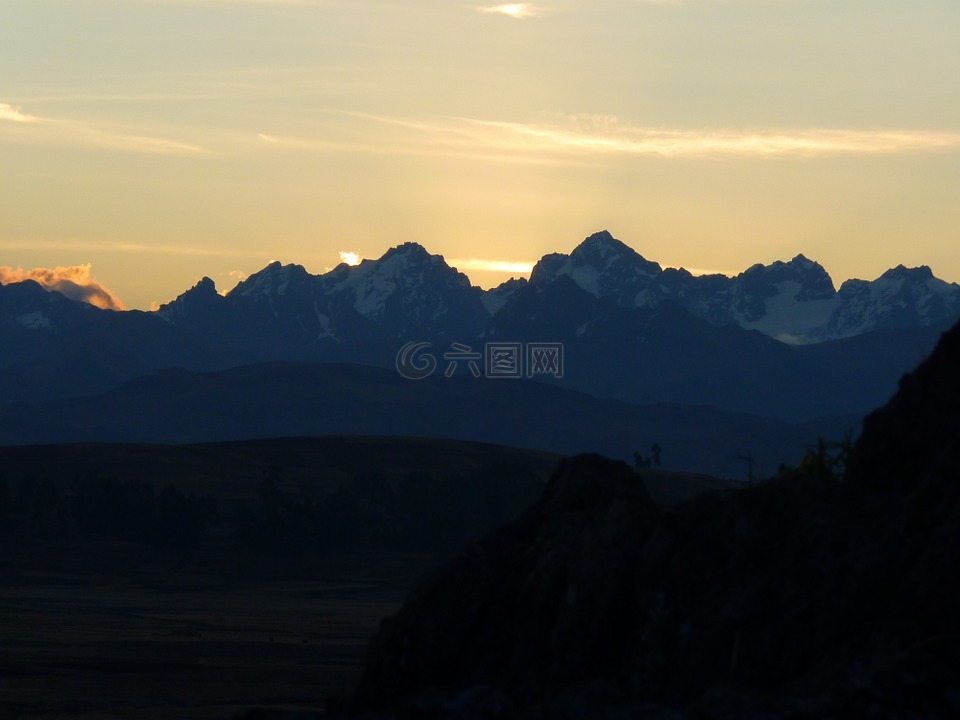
(1, 0, 958, 309)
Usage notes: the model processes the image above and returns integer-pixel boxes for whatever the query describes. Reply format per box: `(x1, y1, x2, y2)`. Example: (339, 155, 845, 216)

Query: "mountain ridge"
(152, 229, 958, 345)
(0, 359, 828, 479)
(2, 230, 957, 422)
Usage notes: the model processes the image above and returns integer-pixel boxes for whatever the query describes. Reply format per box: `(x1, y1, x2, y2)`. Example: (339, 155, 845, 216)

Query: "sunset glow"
(476, 4, 542, 19)
(339, 251, 362, 266)
(0, 0, 956, 309)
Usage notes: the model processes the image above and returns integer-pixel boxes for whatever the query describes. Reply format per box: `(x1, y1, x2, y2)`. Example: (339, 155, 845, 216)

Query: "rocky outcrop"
(851, 316, 960, 491)
(348, 321, 960, 718)
(352, 455, 659, 713)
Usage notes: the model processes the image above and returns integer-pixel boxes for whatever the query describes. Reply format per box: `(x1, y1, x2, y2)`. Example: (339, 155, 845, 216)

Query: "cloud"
(88, 132, 206, 155)
(476, 4, 544, 19)
(0, 264, 125, 311)
(0, 103, 37, 123)
(0, 239, 254, 257)
(333, 111, 960, 164)
(450, 258, 535, 273)
(462, 115, 960, 158)
(0, 100, 207, 155)
(113, 0, 334, 4)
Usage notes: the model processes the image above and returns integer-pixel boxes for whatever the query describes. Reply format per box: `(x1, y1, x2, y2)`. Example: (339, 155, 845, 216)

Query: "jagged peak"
(193, 276, 218, 294)
(577, 229, 618, 249)
(739, 254, 833, 287)
(379, 242, 434, 262)
(156, 276, 221, 320)
(241, 260, 308, 280)
(230, 261, 311, 297)
(489, 277, 528, 292)
(880, 264, 934, 281)
(571, 230, 658, 270)
(787, 253, 819, 268)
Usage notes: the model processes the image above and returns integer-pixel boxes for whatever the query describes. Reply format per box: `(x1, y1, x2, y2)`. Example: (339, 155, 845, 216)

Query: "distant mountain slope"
(0, 279, 226, 404)
(0, 361, 826, 479)
(485, 273, 951, 419)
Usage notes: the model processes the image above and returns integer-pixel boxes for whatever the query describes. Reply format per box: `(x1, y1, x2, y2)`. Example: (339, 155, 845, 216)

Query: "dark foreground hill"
(348, 320, 960, 718)
(0, 437, 561, 719)
(0, 362, 829, 479)
(0, 435, 737, 718)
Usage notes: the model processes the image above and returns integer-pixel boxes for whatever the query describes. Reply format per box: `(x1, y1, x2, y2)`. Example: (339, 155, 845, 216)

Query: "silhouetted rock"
(353, 455, 658, 713)
(852, 318, 960, 491)
(349, 321, 960, 718)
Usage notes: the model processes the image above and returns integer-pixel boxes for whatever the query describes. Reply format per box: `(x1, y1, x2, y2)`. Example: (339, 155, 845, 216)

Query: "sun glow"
(339, 250, 362, 266)
(450, 258, 535, 274)
(477, 4, 542, 19)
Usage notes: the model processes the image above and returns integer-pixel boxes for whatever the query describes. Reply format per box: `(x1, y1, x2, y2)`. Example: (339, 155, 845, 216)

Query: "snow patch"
(482, 291, 510, 316)
(740, 280, 838, 343)
(314, 304, 337, 341)
(569, 265, 601, 297)
(16, 311, 51, 329)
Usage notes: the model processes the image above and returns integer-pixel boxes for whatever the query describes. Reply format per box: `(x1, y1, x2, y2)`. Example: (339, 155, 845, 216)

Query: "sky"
(1, 0, 958, 311)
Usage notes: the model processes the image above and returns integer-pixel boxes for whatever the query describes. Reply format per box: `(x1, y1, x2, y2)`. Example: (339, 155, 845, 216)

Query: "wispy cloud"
(0, 101, 207, 155)
(87, 132, 207, 155)
(0, 103, 37, 123)
(248, 116, 582, 166)
(337, 111, 960, 162)
(0, 264, 125, 310)
(450, 258, 536, 273)
(0, 239, 256, 257)
(466, 115, 960, 157)
(115, 0, 334, 5)
(476, 4, 545, 19)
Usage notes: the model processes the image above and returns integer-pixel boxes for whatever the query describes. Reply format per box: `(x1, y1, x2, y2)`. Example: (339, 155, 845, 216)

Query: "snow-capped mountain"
(517, 230, 959, 343)
(529, 231, 662, 306)
(0, 277, 224, 405)
(319, 242, 487, 335)
(3, 230, 959, 422)
(158, 242, 488, 355)
(817, 265, 960, 341)
(0, 278, 97, 333)
(153, 231, 960, 347)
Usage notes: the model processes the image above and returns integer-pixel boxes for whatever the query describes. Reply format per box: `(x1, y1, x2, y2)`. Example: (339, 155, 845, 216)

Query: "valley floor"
(0, 542, 432, 719)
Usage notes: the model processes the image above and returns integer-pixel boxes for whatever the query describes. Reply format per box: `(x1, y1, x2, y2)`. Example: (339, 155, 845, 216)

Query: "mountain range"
(1, 230, 957, 454)
(155, 230, 960, 349)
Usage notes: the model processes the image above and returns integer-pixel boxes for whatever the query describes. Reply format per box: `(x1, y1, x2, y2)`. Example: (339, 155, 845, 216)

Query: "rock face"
(348, 321, 960, 718)
(353, 455, 659, 712)
(852, 314, 960, 491)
